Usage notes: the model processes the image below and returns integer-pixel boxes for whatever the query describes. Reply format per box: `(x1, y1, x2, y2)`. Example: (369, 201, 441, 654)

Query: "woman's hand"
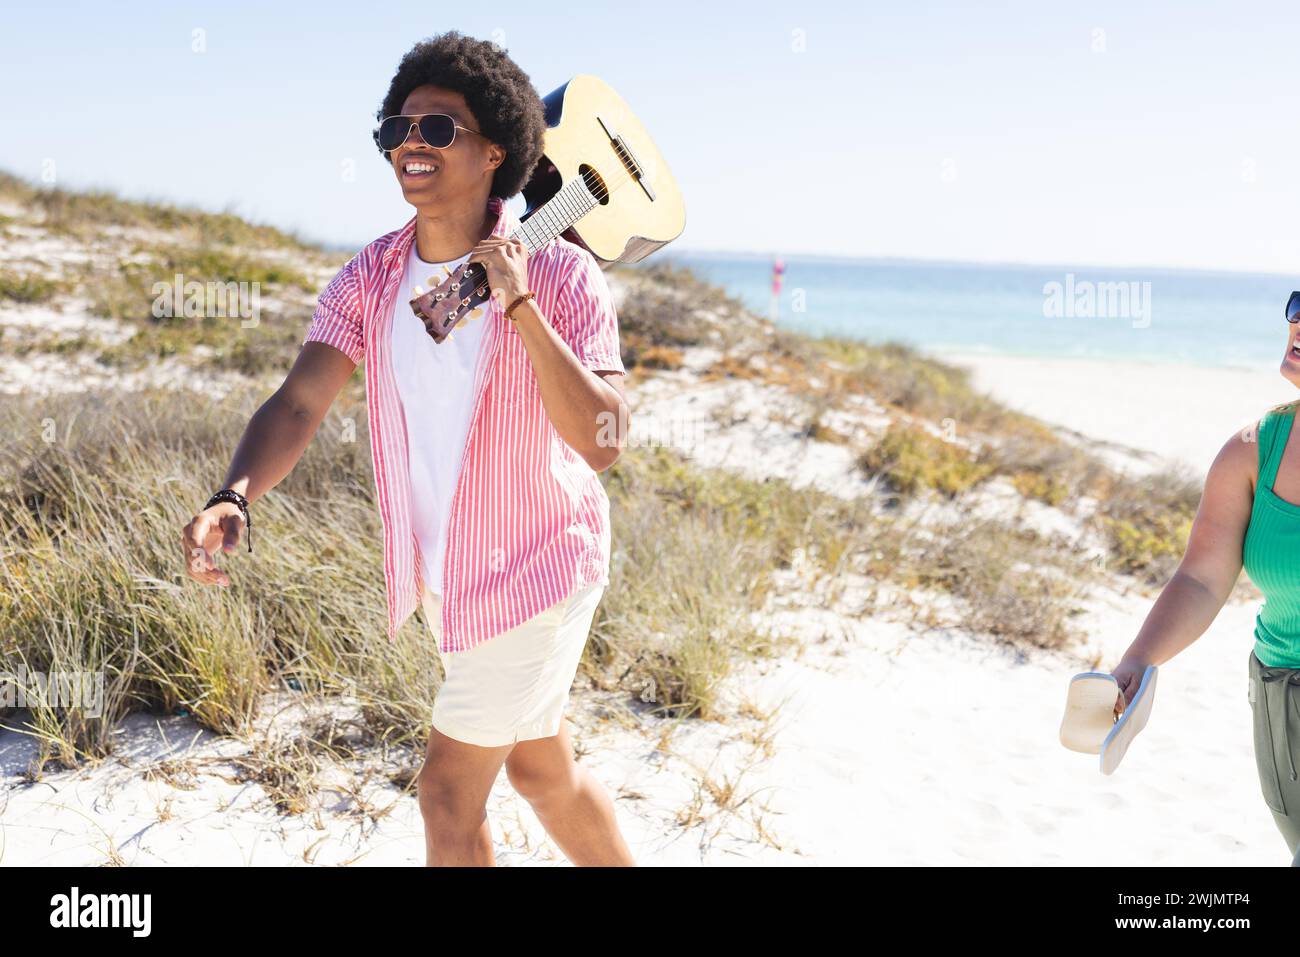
(466, 236, 530, 308)
(180, 502, 245, 587)
(1110, 659, 1149, 717)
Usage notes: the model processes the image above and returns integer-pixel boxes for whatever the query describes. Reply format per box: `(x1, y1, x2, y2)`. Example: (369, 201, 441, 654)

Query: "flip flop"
(1060, 672, 1121, 754)
(1099, 665, 1157, 776)
(1059, 665, 1158, 774)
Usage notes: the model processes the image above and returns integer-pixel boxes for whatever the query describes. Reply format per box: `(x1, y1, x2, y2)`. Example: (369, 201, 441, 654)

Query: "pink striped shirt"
(302, 196, 626, 651)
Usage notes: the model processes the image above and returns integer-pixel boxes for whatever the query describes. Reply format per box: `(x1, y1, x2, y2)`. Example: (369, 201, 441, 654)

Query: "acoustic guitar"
(409, 73, 686, 342)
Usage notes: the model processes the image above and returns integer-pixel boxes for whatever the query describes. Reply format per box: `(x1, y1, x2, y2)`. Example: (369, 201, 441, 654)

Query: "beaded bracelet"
(204, 488, 252, 553)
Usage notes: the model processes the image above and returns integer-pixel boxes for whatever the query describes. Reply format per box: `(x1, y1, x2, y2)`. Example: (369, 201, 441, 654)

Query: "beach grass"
(0, 385, 873, 765)
(0, 374, 1103, 772)
(1095, 467, 1200, 583)
(856, 422, 996, 497)
(0, 169, 317, 251)
(716, 329, 1178, 585)
(0, 268, 66, 304)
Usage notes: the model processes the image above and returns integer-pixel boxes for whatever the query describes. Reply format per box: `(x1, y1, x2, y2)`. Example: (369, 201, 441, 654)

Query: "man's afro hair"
(376, 31, 547, 199)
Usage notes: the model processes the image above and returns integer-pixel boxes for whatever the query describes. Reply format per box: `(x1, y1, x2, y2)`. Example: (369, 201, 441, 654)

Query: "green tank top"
(1243, 401, 1300, 667)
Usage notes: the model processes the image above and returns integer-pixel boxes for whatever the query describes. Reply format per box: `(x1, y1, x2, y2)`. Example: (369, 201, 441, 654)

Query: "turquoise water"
(645, 252, 1296, 371)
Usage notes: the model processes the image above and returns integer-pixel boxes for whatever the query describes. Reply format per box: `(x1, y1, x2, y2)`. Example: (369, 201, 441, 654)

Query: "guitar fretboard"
(513, 177, 600, 255)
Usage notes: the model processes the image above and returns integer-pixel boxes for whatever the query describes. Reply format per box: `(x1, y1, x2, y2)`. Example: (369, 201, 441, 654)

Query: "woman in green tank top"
(1112, 291, 1300, 865)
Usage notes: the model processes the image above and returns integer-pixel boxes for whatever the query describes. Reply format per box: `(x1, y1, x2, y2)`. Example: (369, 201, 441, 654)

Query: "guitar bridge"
(597, 115, 656, 202)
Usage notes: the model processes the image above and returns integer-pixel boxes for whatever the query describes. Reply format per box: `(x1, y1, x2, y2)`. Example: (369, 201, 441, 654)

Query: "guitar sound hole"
(579, 164, 609, 206)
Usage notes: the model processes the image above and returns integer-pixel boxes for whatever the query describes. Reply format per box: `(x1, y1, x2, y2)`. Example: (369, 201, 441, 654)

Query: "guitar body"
(410, 73, 684, 341)
(521, 74, 686, 266)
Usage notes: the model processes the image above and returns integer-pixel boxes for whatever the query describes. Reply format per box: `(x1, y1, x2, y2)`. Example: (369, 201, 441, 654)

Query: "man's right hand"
(181, 502, 246, 586)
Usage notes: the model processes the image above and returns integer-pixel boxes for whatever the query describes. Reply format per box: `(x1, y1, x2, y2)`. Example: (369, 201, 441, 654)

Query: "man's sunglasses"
(1288, 291, 1300, 324)
(373, 113, 488, 153)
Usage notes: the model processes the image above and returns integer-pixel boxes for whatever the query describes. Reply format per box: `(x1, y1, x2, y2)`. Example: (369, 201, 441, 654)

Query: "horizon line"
(647, 247, 1297, 283)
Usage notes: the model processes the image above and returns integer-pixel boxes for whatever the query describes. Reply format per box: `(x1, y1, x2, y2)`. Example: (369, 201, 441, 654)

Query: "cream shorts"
(420, 582, 605, 748)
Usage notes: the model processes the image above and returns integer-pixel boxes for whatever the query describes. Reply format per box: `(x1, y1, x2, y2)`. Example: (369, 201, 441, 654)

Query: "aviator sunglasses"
(1289, 291, 1300, 324)
(373, 112, 489, 153)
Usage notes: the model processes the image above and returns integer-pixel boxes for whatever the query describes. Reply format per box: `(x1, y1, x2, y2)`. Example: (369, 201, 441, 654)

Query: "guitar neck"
(408, 174, 602, 344)
(513, 176, 600, 255)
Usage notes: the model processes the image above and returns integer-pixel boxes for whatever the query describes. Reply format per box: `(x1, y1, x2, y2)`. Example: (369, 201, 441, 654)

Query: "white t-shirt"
(390, 242, 492, 598)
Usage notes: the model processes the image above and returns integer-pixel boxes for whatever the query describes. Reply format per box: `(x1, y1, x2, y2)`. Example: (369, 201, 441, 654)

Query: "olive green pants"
(1248, 650, 1300, 866)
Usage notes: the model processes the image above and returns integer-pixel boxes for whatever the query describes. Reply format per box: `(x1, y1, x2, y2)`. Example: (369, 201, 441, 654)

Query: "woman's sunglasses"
(1288, 291, 1300, 324)
(373, 113, 488, 153)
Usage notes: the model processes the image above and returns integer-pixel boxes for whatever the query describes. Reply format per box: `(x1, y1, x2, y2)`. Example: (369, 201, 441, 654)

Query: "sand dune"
(946, 352, 1298, 477)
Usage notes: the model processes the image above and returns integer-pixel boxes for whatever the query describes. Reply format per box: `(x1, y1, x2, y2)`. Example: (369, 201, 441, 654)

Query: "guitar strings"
(517, 139, 648, 247)
(423, 140, 651, 322)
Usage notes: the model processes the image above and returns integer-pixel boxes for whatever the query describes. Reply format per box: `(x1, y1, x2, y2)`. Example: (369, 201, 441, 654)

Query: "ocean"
(646, 252, 1297, 372)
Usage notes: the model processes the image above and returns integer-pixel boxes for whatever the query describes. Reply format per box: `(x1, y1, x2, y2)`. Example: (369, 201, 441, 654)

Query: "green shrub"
(0, 269, 62, 303)
(858, 422, 995, 497)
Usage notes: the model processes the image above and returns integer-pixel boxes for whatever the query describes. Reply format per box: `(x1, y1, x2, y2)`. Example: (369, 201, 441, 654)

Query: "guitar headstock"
(409, 261, 492, 343)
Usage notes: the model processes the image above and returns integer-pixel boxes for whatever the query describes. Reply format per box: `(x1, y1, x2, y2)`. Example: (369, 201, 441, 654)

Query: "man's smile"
(399, 151, 440, 183)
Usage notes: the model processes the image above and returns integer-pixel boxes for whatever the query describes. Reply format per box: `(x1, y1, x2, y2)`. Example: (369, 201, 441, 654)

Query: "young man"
(180, 31, 634, 866)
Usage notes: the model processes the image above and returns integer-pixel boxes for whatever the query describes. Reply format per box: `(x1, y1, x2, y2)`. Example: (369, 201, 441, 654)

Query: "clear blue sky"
(2, 0, 1297, 273)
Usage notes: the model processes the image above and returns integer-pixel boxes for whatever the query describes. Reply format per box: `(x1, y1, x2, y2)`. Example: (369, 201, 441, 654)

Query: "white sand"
(944, 352, 1299, 477)
(736, 573, 1280, 865)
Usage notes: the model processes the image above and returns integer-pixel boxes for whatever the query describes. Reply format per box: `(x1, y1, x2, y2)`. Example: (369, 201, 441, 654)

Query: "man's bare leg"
(505, 718, 635, 866)
(417, 725, 514, 866)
